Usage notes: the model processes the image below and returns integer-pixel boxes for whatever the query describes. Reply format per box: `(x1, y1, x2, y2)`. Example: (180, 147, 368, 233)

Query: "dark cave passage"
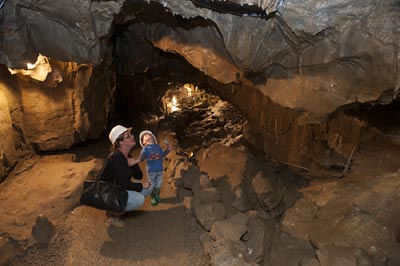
(111, 0, 235, 120)
(343, 100, 400, 144)
(112, 48, 210, 117)
(110, 8, 244, 152)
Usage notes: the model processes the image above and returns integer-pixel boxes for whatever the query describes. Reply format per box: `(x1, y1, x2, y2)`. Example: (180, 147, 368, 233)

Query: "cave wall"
(0, 0, 399, 177)
(122, 1, 399, 173)
(0, 0, 117, 178)
(0, 0, 121, 68)
(150, 0, 400, 115)
(4, 0, 397, 100)
(0, 67, 20, 181)
(133, 0, 400, 174)
(17, 59, 114, 150)
(0, 57, 114, 180)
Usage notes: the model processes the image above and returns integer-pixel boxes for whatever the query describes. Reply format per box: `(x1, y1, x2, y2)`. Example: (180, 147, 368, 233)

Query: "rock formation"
(0, 0, 399, 182)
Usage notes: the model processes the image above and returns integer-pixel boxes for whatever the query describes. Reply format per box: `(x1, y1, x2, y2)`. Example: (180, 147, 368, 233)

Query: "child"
(130, 130, 171, 206)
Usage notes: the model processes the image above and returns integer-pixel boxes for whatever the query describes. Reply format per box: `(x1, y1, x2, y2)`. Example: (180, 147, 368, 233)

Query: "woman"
(101, 125, 154, 227)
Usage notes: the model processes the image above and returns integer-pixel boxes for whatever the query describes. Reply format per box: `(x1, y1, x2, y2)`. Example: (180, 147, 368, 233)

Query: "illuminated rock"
(8, 54, 52, 82)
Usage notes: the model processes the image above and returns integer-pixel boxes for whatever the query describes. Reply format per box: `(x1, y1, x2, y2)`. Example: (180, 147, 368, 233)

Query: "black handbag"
(80, 156, 128, 212)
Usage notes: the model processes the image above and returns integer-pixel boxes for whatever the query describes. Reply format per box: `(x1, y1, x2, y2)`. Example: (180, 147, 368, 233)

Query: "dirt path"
(64, 181, 208, 266)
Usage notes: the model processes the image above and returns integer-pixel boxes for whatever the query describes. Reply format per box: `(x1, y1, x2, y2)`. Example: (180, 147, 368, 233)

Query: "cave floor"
(3, 131, 209, 266)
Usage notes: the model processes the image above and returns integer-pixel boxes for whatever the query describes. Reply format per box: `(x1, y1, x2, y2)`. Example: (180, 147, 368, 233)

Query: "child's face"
(143, 134, 155, 145)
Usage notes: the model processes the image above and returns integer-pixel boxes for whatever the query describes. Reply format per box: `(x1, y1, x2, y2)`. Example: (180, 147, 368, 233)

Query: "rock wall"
(154, 0, 400, 114)
(183, 142, 400, 266)
(0, 0, 399, 175)
(0, 57, 114, 179)
(0, 0, 122, 68)
(16, 59, 113, 150)
(114, 0, 400, 171)
(0, 66, 26, 181)
(3, 0, 398, 105)
(0, 87, 18, 181)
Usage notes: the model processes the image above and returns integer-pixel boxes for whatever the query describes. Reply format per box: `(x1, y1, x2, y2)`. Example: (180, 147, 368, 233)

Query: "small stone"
(31, 214, 56, 245)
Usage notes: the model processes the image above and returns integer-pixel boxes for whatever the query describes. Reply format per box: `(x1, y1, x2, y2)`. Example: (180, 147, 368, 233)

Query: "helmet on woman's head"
(109, 125, 131, 144)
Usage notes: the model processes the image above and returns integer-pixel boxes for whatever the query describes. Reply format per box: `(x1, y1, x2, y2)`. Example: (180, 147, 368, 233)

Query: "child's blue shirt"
(140, 143, 169, 172)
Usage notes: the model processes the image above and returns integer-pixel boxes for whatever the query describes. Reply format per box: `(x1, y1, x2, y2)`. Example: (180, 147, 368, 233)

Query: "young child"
(130, 130, 171, 206)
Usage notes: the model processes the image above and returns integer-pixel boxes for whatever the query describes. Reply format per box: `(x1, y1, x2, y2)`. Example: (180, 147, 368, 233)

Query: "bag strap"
(95, 152, 113, 182)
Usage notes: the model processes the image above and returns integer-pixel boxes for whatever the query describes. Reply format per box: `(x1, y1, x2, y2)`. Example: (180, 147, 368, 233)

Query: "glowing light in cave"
(162, 83, 207, 114)
(170, 96, 180, 112)
(7, 54, 52, 81)
(184, 83, 193, 97)
(27, 62, 36, 70)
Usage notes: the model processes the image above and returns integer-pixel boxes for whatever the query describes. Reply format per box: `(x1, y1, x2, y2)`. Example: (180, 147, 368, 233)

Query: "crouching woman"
(101, 125, 154, 227)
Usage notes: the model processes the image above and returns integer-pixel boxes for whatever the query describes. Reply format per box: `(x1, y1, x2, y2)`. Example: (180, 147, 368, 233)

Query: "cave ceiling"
(0, 0, 399, 118)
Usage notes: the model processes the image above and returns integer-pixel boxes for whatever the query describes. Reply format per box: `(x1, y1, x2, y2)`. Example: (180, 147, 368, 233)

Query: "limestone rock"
(199, 174, 213, 189)
(283, 173, 400, 265)
(193, 187, 221, 205)
(0, 0, 122, 68)
(1, 0, 399, 174)
(316, 246, 372, 266)
(31, 214, 56, 245)
(209, 239, 258, 266)
(0, 236, 23, 266)
(194, 202, 226, 231)
(0, 89, 17, 181)
(281, 198, 319, 241)
(7, 58, 114, 151)
(300, 257, 321, 266)
(241, 214, 272, 264)
(210, 212, 248, 241)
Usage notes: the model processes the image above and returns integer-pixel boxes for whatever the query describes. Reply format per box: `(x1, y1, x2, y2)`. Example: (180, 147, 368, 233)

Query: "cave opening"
(344, 100, 400, 142)
(111, 1, 224, 113)
(110, 2, 245, 153)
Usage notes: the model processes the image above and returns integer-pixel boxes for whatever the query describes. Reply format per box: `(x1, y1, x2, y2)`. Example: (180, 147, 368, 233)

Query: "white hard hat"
(139, 130, 157, 147)
(109, 125, 131, 144)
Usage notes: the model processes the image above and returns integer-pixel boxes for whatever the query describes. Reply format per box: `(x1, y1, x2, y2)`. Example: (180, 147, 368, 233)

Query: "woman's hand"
(142, 180, 151, 189)
(128, 158, 139, 166)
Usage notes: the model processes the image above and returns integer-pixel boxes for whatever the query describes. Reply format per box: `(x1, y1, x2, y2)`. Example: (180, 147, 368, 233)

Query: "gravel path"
(9, 177, 209, 266)
(64, 185, 209, 266)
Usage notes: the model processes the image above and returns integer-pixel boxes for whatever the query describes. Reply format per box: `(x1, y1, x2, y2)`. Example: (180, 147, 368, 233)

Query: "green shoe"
(150, 197, 158, 206)
(153, 193, 162, 203)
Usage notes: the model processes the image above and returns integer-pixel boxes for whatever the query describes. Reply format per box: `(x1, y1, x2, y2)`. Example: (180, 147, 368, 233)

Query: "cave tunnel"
(111, 1, 230, 115)
(111, 1, 244, 152)
(1, 0, 400, 265)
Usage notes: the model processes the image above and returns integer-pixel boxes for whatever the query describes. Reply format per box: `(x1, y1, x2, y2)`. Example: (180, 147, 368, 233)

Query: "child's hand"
(142, 180, 151, 189)
(164, 140, 172, 150)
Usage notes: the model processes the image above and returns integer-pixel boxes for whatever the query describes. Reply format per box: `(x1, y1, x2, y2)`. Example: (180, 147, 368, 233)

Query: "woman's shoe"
(106, 217, 125, 227)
